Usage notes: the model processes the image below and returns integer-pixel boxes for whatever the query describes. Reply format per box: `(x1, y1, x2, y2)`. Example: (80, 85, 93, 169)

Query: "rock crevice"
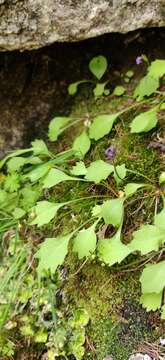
(0, 0, 164, 50)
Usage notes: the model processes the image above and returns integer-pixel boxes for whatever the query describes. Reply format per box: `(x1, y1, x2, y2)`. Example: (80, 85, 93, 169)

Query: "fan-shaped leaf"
(100, 198, 124, 227)
(72, 131, 91, 158)
(124, 183, 146, 198)
(70, 161, 87, 176)
(43, 168, 78, 189)
(148, 60, 165, 78)
(31, 139, 49, 156)
(35, 234, 72, 277)
(98, 229, 131, 266)
(140, 292, 162, 311)
(73, 223, 97, 259)
(48, 117, 72, 141)
(140, 260, 165, 294)
(26, 163, 51, 182)
(134, 75, 159, 100)
(89, 113, 120, 140)
(130, 110, 158, 133)
(31, 201, 64, 226)
(85, 160, 114, 184)
(130, 224, 165, 255)
(154, 207, 165, 231)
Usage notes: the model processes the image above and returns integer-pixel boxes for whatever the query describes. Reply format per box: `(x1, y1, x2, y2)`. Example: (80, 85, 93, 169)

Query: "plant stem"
(127, 169, 155, 184)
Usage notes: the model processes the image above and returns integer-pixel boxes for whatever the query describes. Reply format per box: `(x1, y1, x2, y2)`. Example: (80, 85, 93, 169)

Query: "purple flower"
(136, 56, 142, 65)
(105, 145, 116, 161)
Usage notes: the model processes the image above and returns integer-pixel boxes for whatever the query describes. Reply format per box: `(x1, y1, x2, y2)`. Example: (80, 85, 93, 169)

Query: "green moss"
(65, 256, 161, 360)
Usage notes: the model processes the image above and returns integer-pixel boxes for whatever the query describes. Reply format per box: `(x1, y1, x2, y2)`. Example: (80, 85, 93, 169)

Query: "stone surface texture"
(129, 354, 152, 360)
(0, 0, 164, 51)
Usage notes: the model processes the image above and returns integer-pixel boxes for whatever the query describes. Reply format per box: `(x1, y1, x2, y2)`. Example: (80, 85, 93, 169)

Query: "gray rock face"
(129, 354, 152, 360)
(0, 0, 164, 51)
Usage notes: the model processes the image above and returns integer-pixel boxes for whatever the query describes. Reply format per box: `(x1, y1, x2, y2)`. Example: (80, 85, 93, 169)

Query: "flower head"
(105, 145, 116, 161)
(136, 56, 142, 65)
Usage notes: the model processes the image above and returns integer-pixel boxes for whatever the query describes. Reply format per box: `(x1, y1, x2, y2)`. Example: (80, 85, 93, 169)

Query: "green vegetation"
(0, 55, 165, 359)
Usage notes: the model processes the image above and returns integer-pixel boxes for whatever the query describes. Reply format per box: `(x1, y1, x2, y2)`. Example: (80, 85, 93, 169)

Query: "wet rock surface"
(0, 0, 165, 50)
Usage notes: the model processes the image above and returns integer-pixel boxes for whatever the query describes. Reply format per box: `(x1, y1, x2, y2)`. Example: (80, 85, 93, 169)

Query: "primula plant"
(1, 55, 165, 358)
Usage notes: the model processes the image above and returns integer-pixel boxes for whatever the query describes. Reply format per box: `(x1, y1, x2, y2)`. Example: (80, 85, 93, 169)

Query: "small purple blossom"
(136, 56, 142, 65)
(105, 145, 116, 161)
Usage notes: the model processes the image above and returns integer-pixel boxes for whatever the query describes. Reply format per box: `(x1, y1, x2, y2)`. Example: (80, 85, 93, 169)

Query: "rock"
(129, 354, 152, 360)
(0, 0, 164, 51)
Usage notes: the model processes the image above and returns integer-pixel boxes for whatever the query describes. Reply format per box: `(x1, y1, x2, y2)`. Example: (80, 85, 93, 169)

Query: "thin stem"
(127, 169, 155, 184)
(64, 194, 109, 206)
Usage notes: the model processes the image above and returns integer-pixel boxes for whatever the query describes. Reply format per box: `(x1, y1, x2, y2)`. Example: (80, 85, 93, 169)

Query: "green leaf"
(20, 185, 41, 210)
(113, 164, 126, 185)
(0, 189, 8, 204)
(13, 207, 26, 220)
(130, 224, 165, 255)
(91, 204, 102, 218)
(161, 304, 165, 320)
(7, 157, 27, 172)
(4, 173, 20, 193)
(130, 109, 158, 133)
(98, 229, 131, 266)
(124, 183, 147, 198)
(0, 148, 34, 170)
(0, 191, 18, 212)
(89, 55, 108, 80)
(89, 113, 120, 140)
(35, 234, 72, 277)
(159, 172, 165, 184)
(134, 75, 159, 100)
(85, 160, 114, 184)
(31, 139, 49, 156)
(43, 168, 78, 189)
(126, 70, 134, 78)
(31, 201, 64, 226)
(93, 82, 108, 98)
(70, 162, 87, 176)
(148, 60, 165, 78)
(104, 89, 110, 96)
(34, 330, 48, 343)
(20, 324, 34, 336)
(70, 309, 89, 327)
(48, 117, 72, 141)
(73, 223, 97, 259)
(124, 77, 130, 84)
(140, 260, 165, 294)
(72, 131, 91, 158)
(113, 86, 125, 96)
(154, 207, 165, 231)
(26, 163, 51, 182)
(160, 103, 165, 110)
(68, 81, 88, 96)
(100, 198, 124, 227)
(140, 292, 162, 311)
(7, 156, 42, 173)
